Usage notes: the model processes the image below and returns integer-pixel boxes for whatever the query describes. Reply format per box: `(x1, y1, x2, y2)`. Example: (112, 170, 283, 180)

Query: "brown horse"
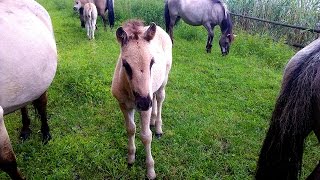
(112, 20, 172, 179)
(0, 0, 57, 179)
(73, 0, 114, 30)
(255, 38, 320, 179)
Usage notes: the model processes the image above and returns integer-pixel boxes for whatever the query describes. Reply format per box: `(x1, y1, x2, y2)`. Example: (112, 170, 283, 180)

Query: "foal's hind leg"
(33, 91, 51, 144)
(154, 87, 165, 139)
(204, 23, 214, 53)
(20, 107, 32, 140)
(0, 106, 25, 180)
(150, 94, 157, 128)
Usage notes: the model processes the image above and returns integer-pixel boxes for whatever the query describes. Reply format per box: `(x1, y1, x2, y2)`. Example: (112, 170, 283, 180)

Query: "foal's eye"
(122, 59, 133, 79)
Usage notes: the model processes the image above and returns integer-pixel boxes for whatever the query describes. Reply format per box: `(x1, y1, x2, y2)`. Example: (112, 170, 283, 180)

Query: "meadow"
(1, 0, 320, 179)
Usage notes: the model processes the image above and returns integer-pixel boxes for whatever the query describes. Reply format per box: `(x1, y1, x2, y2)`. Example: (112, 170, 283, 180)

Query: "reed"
(226, 0, 320, 47)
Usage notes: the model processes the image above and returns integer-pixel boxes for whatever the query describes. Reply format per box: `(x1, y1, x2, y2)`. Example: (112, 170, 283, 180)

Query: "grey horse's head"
(219, 33, 234, 56)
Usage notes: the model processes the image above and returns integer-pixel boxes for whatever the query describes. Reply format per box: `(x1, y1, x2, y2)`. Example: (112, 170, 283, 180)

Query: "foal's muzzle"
(134, 92, 152, 111)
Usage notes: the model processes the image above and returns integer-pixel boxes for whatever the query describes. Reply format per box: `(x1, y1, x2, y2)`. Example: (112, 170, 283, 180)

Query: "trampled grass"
(1, 0, 319, 179)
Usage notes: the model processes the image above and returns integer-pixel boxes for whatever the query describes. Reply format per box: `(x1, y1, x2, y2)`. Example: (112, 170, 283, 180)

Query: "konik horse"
(73, 0, 114, 30)
(165, 0, 235, 55)
(112, 20, 172, 179)
(256, 38, 320, 180)
(0, 0, 57, 179)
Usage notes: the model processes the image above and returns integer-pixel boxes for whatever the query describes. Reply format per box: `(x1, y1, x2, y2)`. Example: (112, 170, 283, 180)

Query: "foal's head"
(116, 20, 157, 111)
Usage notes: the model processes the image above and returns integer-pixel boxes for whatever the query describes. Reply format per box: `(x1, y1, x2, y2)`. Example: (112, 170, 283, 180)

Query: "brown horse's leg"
(79, 7, 85, 28)
(19, 107, 32, 141)
(0, 107, 25, 180)
(97, 7, 107, 30)
(32, 91, 51, 144)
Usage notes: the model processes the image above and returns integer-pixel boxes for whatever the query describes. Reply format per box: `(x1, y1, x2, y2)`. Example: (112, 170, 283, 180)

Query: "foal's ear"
(116, 27, 128, 46)
(144, 22, 157, 41)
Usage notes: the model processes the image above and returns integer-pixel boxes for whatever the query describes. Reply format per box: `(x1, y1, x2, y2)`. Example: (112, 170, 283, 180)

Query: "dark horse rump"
(255, 38, 320, 180)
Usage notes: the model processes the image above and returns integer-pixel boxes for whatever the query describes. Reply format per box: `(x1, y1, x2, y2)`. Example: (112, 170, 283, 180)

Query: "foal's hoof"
(206, 49, 212, 53)
(127, 163, 134, 169)
(20, 128, 32, 141)
(42, 133, 52, 144)
(155, 133, 162, 139)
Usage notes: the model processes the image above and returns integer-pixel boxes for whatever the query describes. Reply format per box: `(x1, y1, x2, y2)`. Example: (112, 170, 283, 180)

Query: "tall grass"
(226, 0, 320, 47)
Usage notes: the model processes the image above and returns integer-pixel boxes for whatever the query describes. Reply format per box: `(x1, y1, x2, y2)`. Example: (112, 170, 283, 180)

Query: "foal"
(112, 20, 172, 179)
(83, 3, 98, 40)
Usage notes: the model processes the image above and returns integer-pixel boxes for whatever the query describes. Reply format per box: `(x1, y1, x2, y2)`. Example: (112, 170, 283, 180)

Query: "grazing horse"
(0, 0, 57, 179)
(83, 3, 98, 40)
(255, 38, 320, 180)
(164, 0, 235, 55)
(112, 20, 172, 179)
(73, 0, 114, 30)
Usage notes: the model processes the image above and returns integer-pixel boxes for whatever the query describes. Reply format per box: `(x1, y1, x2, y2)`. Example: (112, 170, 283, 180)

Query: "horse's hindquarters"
(0, 1, 57, 114)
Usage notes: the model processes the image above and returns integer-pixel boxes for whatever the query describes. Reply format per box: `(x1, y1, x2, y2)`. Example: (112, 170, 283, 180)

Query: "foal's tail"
(107, 0, 114, 28)
(255, 56, 319, 179)
(164, 1, 170, 32)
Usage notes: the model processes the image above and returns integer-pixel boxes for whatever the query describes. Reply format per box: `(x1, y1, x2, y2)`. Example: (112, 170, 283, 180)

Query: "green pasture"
(1, 0, 319, 179)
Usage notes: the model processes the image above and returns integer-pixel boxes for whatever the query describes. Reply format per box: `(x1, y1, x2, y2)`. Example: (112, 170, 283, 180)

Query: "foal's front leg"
(140, 110, 156, 179)
(120, 103, 136, 166)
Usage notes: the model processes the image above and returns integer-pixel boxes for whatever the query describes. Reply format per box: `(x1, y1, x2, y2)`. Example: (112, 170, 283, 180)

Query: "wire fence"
(226, 0, 320, 48)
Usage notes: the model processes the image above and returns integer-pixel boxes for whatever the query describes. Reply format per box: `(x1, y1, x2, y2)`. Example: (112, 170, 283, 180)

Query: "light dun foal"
(83, 3, 97, 40)
(112, 20, 172, 179)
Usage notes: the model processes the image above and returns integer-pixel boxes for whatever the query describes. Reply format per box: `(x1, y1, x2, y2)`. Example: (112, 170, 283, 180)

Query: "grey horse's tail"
(107, 0, 114, 28)
(164, 1, 170, 32)
(255, 49, 320, 179)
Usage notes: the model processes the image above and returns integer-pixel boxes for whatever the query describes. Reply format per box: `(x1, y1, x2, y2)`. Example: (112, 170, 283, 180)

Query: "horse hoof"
(42, 133, 52, 144)
(128, 163, 134, 169)
(155, 133, 162, 139)
(20, 128, 32, 141)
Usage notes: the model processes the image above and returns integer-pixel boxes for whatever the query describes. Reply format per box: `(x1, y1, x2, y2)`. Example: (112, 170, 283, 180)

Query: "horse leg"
(97, 8, 107, 30)
(150, 94, 157, 128)
(139, 110, 156, 179)
(32, 91, 51, 144)
(19, 107, 32, 140)
(120, 103, 136, 167)
(154, 87, 165, 139)
(0, 106, 25, 180)
(204, 23, 214, 53)
(168, 16, 178, 43)
(79, 8, 85, 28)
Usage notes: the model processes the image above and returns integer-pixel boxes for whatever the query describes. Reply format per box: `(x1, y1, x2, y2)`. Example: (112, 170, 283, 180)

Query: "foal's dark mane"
(122, 20, 145, 40)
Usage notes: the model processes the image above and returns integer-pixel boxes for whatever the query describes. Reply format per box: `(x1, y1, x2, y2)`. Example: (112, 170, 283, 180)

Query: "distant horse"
(112, 20, 172, 179)
(164, 0, 235, 55)
(83, 3, 98, 39)
(0, 0, 57, 179)
(73, 0, 114, 30)
(255, 38, 320, 180)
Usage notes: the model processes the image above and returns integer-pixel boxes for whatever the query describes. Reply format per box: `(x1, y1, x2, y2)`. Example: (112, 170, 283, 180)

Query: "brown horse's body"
(0, 0, 57, 179)
(112, 20, 172, 179)
(73, 0, 114, 29)
(256, 38, 320, 179)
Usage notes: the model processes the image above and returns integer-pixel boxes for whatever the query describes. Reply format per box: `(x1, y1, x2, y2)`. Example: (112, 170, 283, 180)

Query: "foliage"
(1, 0, 319, 179)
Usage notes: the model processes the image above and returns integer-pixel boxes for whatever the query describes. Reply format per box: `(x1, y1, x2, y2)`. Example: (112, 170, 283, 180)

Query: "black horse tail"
(107, 0, 114, 28)
(255, 51, 320, 179)
(164, 1, 170, 32)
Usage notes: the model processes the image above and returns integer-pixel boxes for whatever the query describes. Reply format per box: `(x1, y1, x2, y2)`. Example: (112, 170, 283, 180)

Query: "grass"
(1, 0, 319, 179)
